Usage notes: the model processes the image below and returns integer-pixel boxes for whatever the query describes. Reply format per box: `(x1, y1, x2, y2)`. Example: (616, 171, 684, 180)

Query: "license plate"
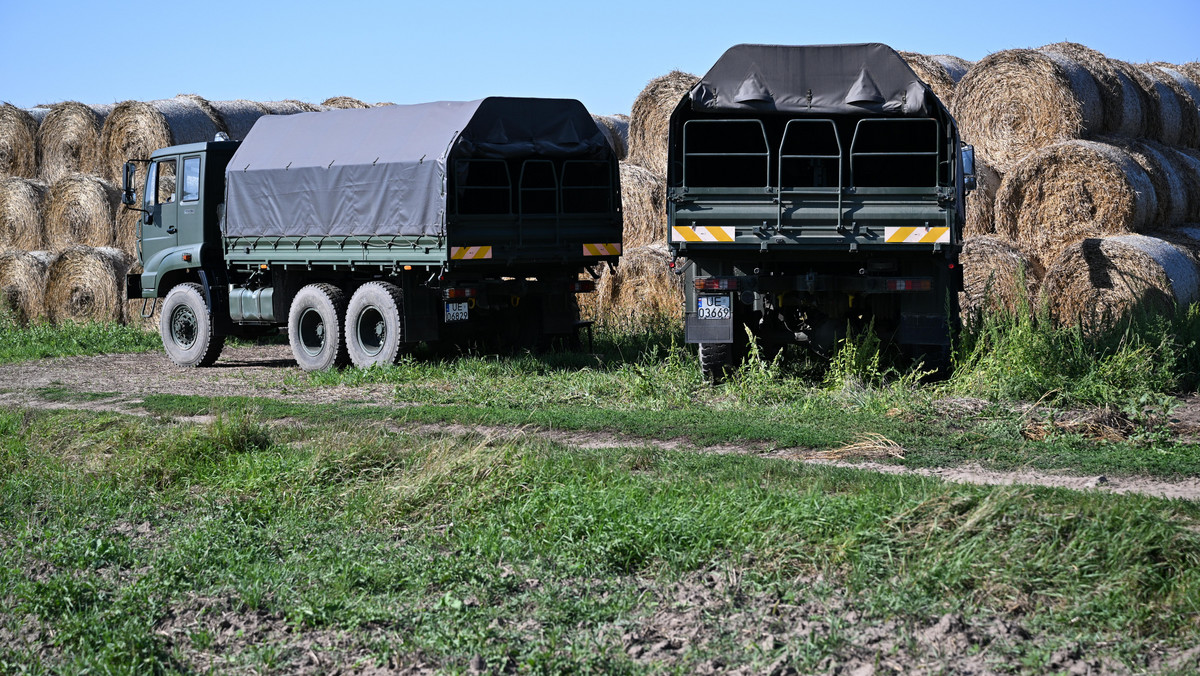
(444, 301, 469, 323)
(696, 295, 732, 320)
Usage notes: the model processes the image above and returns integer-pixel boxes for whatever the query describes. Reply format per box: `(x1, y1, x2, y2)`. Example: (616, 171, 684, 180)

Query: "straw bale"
(964, 157, 1001, 237)
(260, 100, 321, 114)
(959, 236, 1042, 321)
(628, 71, 699, 176)
(37, 101, 111, 182)
(44, 246, 131, 324)
(208, 99, 270, 141)
(1166, 146, 1200, 221)
(321, 96, 370, 109)
(594, 244, 683, 323)
(114, 205, 140, 259)
(25, 107, 51, 126)
(44, 173, 119, 250)
(900, 52, 958, 105)
(620, 162, 666, 248)
(98, 96, 224, 183)
(0, 177, 48, 250)
(1132, 65, 1185, 146)
(1100, 136, 1189, 226)
(930, 55, 973, 83)
(0, 249, 49, 325)
(176, 94, 228, 135)
(1041, 43, 1145, 137)
(1041, 233, 1200, 330)
(0, 103, 40, 178)
(951, 48, 1102, 171)
(995, 139, 1156, 266)
(1177, 63, 1200, 89)
(592, 114, 630, 160)
(1147, 64, 1200, 148)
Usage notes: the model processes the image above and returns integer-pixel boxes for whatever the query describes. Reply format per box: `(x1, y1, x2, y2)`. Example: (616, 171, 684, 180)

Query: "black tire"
(288, 283, 349, 371)
(699, 342, 735, 383)
(345, 281, 406, 368)
(160, 283, 225, 368)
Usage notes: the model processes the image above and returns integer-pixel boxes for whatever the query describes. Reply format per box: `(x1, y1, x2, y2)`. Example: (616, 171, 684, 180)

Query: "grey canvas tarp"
(685, 43, 941, 117)
(224, 97, 609, 238)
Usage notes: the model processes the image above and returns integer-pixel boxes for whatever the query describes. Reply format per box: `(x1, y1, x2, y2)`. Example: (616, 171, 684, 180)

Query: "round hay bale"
(592, 114, 629, 160)
(0, 249, 49, 325)
(1041, 43, 1145, 137)
(260, 100, 322, 114)
(964, 157, 1001, 237)
(0, 177, 48, 250)
(995, 139, 1157, 266)
(44, 246, 131, 324)
(43, 173, 119, 250)
(1166, 146, 1200, 221)
(321, 96, 370, 109)
(0, 103, 40, 178)
(594, 244, 683, 324)
(628, 71, 699, 176)
(1146, 64, 1200, 148)
(1130, 65, 1185, 146)
(114, 205, 141, 260)
(1101, 136, 1190, 226)
(25, 107, 52, 126)
(208, 99, 270, 141)
(900, 52, 959, 105)
(951, 48, 1103, 171)
(98, 96, 224, 183)
(37, 102, 112, 183)
(959, 235, 1043, 321)
(930, 55, 973, 83)
(1041, 234, 1200, 330)
(620, 162, 666, 248)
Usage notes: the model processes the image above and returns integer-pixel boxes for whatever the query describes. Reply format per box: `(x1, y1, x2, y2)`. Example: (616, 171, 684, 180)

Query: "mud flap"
(686, 314, 734, 344)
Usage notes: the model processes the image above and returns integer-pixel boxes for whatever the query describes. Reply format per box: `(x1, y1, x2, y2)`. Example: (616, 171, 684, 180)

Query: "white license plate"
(696, 295, 732, 320)
(444, 301, 469, 323)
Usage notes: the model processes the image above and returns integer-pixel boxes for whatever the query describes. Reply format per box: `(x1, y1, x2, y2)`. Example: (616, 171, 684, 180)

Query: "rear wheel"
(160, 283, 224, 367)
(699, 342, 735, 383)
(288, 283, 348, 371)
(345, 281, 407, 368)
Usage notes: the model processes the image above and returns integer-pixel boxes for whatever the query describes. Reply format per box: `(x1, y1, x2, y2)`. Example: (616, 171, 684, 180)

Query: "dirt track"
(1, 345, 1198, 502)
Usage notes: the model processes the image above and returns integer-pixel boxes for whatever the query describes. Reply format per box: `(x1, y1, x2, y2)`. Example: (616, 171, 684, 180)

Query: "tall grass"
(0, 309, 160, 364)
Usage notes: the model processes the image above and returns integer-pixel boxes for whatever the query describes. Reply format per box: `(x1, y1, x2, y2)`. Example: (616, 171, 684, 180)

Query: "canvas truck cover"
(682, 43, 943, 118)
(224, 97, 611, 238)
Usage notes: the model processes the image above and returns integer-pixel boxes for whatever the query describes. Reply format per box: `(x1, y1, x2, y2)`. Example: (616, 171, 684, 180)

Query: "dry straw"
(0, 249, 49, 325)
(37, 102, 112, 183)
(43, 173, 119, 250)
(208, 100, 270, 141)
(99, 96, 224, 183)
(1135, 65, 1186, 146)
(1101, 136, 1190, 226)
(628, 71, 699, 177)
(260, 100, 322, 114)
(0, 103, 40, 178)
(963, 158, 1001, 237)
(899, 52, 959, 105)
(620, 162, 666, 249)
(1167, 146, 1200, 221)
(959, 235, 1043, 321)
(952, 48, 1103, 171)
(930, 55, 973, 83)
(594, 244, 683, 324)
(44, 246, 131, 324)
(1042, 43, 1145, 137)
(995, 139, 1156, 266)
(321, 97, 370, 109)
(1145, 64, 1200, 148)
(0, 177, 48, 250)
(592, 114, 630, 161)
(1040, 233, 1200, 331)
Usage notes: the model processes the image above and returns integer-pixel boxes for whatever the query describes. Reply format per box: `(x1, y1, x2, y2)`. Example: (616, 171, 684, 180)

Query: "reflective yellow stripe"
(919, 228, 949, 243)
(450, 246, 492, 260)
(887, 227, 916, 243)
(583, 243, 621, 256)
(710, 227, 735, 242)
(672, 226, 702, 242)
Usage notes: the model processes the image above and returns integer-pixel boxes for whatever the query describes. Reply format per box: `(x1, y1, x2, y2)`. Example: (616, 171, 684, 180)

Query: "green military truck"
(666, 44, 975, 378)
(122, 97, 623, 370)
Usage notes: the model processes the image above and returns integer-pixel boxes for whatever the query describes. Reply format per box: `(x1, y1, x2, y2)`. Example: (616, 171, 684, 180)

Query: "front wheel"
(288, 283, 349, 371)
(345, 281, 407, 368)
(160, 283, 225, 367)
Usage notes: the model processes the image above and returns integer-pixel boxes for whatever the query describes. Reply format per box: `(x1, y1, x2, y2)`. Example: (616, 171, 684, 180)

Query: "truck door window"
(155, 159, 177, 204)
(181, 157, 200, 202)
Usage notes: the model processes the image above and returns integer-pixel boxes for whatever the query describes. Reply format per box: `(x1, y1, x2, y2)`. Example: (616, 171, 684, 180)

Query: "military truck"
(666, 44, 975, 379)
(122, 97, 622, 370)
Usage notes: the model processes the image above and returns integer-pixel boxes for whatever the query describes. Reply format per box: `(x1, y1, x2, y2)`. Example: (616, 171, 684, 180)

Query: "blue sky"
(2, 0, 1198, 115)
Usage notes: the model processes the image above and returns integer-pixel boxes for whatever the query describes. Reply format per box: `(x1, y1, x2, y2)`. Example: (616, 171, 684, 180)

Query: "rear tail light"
(572, 280, 596, 293)
(885, 278, 932, 292)
(442, 286, 479, 300)
(693, 277, 739, 291)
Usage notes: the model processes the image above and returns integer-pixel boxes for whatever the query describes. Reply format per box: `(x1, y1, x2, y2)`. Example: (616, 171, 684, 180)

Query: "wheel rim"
(298, 307, 327, 356)
(356, 305, 386, 357)
(170, 304, 198, 350)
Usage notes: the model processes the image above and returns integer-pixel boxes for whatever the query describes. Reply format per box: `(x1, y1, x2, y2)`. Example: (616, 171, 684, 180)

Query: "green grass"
(0, 314, 160, 364)
(1, 407, 1198, 673)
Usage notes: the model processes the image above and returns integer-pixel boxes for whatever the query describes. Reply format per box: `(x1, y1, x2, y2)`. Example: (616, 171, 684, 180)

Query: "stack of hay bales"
(951, 43, 1200, 328)
(900, 52, 973, 105)
(0, 94, 330, 326)
(592, 114, 630, 160)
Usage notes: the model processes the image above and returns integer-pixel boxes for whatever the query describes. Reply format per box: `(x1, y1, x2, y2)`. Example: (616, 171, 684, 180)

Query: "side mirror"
(961, 144, 977, 193)
(121, 162, 138, 206)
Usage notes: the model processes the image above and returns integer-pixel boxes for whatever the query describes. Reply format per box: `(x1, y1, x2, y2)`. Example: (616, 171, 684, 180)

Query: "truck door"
(141, 158, 178, 264)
